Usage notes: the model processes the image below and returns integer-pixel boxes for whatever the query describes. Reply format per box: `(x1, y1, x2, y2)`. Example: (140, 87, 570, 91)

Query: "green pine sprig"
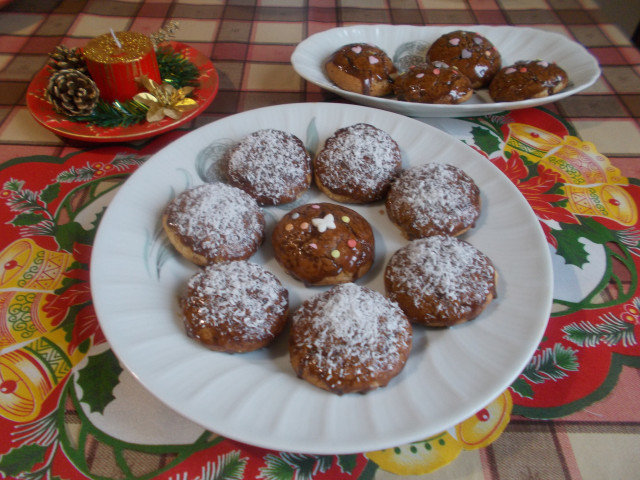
(563, 314, 637, 348)
(521, 343, 579, 384)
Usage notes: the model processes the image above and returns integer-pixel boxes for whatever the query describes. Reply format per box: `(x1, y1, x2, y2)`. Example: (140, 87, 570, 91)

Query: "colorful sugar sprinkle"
(309, 243, 318, 249)
(461, 49, 472, 59)
(351, 45, 362, 54)
(300, 222, 309, 229)
(331, 249, 340, 258)
(341, 215, 350, 223)
(433, 68, 440, 75)
(347, 239, 357, 248)
(449, 37, 460, 46)
(285, 223, 293, 231)
(369, 55, 379, 64)
(416, 72, 424, 78)
(291, 213, 300, 219)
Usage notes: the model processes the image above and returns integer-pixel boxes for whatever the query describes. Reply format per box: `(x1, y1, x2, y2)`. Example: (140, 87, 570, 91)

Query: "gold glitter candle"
(82, 31, 162, 103)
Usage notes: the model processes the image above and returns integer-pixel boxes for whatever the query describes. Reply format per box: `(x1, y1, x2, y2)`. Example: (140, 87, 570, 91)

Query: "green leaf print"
(0, 444, 48, 477)
(470, 125, 501, 156)
(76, 349, 123, 414)
(40, 182, 61, 205)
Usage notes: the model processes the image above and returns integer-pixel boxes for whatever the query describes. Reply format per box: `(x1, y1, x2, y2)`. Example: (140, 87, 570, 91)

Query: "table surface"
(1, 1, 639, 479)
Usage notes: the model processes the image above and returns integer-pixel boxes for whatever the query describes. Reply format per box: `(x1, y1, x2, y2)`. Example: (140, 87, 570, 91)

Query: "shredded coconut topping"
(226, 129, 310, 203)
(316, 123, 401, 196)
(291, 283, 411, 375)
(386, 235, 495, 314)
(388, 163, 479, 234)
(165, 183, 264, 259)
(183, 261, 287, 340)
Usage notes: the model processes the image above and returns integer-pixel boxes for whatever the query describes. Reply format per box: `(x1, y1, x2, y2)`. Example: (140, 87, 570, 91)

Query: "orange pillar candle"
(82, 31, 162, 103)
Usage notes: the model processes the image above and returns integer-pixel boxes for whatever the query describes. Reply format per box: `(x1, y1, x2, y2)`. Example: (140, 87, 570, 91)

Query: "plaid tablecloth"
(1, 1, 640, 479)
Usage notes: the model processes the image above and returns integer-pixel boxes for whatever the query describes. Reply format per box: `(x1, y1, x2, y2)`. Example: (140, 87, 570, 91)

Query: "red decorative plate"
(26, 42, 218, 143)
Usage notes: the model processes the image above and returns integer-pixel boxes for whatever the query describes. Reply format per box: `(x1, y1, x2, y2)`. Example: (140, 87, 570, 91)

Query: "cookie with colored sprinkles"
(384, 235, 497, 327)
(393, 62, 473, 104)
(162, 182, 265, 266)
(426, 30, 501, 89)
(271, 202, 375, 286)
(325, 43, 396, 97)
(289, 283, 412, 394)
(385, 163, 480, 239)
(489, 60, 569, 102)
(314, 123, 402, 203)
(180, 261, 289, 353)
(224, 129, 312, 206)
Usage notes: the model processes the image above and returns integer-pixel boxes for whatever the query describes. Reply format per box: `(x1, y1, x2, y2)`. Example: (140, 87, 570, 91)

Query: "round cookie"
(426, 30, 501, 89)
(271, 202, 374, 286)
(384, 235, 497, 327)
(314, 123, 402, 203)
(325, 43, 396, 97)
(224, 129, 312, 206)
(489, 60, 569, 102)
(385, 163, 480, 239)
(162, 182, 265, 266)
(180, 261, 289, 353)
(289, 283, 412, 394)
(393, 62, 473, 104)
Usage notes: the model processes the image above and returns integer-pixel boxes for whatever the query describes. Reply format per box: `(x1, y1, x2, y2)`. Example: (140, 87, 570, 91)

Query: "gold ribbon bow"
(134, 76, 198, 122)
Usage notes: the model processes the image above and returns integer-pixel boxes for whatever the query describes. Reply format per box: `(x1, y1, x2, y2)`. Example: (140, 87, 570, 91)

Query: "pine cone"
(48, 45, 89, 75)
(45, 69, 100, 116)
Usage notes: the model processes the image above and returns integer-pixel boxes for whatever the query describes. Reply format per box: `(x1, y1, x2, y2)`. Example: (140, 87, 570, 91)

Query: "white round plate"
(91, 102, 552, 454)
(291, 24, 600, 117)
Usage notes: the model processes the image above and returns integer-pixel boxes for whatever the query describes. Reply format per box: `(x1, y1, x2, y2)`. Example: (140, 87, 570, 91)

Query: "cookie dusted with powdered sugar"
(162, 183, 265, 266)
(180, 261, 289, 352)
(314, 123, 402, 203)
(384, 235, 497, 327)
(385, 163, 480, 239)
(224, 129, 312, 206)
(289, 283, 412, 394)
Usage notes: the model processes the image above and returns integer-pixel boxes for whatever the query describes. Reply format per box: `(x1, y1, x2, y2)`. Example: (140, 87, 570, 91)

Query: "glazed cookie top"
(225, 129, 312, 206)
(290, 283, 412, 389)
(385, 235, 496, 323)
(314, 123, 402, 203)
(386, 163, 480, 238)
(163, 182, 264, 262)
(271, 202, 374, 285)
(489, 60, 569, 102)
(325, 43, 396, 95)
(393, 62, 473, 104)
(426, 30, 501, 88)
(180, 261, 288, 346)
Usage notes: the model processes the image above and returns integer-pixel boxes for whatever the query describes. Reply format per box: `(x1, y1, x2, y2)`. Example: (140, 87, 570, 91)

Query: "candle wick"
(110, 28, 122, 49)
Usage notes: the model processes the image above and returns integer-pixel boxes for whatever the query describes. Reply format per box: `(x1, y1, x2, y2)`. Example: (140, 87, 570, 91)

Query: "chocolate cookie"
(393, 62, 473, 104)
(427, 30, 501, 89)
(325, 43, 396, 97)
(489, 60, 569, 102)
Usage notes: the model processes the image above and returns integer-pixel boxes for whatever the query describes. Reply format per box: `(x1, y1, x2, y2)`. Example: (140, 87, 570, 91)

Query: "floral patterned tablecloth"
(1, 1, 640, 479)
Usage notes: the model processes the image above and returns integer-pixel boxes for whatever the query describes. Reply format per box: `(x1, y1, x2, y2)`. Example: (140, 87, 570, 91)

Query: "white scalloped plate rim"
(91, 102, 552, 454)
(291, 24, 601, 117)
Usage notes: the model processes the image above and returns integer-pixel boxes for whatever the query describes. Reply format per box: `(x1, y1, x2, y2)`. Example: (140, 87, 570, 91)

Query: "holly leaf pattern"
(10, 212, 46, 226)
(0, 444, 47, 477)
(551, 227, 590, 267)
(470, 126, 501, 156)
(76, 349, 122, 413)
(40, 182, 60, 205)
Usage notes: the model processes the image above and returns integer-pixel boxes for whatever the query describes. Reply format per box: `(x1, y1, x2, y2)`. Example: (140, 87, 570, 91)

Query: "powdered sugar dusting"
(183, 261, 287, 341)
(226, 129, 311, 203)
(386, 235, 495, 316)
(316, 123, 401, 197)
(388, 163, 479, 235)
(165, 183, 264, 259)
(291, 283, 411, 375)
